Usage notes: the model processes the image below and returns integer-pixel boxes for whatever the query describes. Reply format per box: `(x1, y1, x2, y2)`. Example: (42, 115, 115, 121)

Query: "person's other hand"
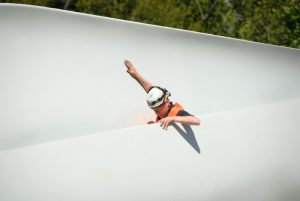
(124, 60, 139, 79)
(159, 116, 175, 130)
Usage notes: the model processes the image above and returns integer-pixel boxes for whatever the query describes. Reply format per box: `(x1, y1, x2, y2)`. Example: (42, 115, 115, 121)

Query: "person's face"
(152, 99, 170, 118)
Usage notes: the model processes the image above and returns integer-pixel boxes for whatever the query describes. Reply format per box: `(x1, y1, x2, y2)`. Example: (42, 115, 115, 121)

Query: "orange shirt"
(155, 102, 185, 122)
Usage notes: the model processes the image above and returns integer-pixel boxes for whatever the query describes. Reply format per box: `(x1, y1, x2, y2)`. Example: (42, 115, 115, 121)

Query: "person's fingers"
(124, 60, 131, 69)
(128, 61, 133, 66)
(163, 121, 168, 129)
(164, 122, 168, 130)
(159, 119, 164, 127)
(166, 121, 170, 129)
(165, 120, 169, 127)
(159, 119, 169, 130)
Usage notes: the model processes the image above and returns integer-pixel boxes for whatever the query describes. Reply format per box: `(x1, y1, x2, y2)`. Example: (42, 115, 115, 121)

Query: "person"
(124, 60, 200, 130)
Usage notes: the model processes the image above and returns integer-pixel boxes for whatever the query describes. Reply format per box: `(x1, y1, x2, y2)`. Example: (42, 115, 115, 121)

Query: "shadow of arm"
(172, 123, 201, 154)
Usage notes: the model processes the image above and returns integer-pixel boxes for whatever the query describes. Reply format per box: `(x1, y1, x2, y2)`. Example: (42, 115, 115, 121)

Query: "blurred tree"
(1, 0, 49, 6)
(128, 0, 235, 37)
(229, 0, 300, 48)
(279, 0, 300, 48)
(76, 0, 138, 20)
(130, 0, 189, 29)
(184, 0, 235, 36)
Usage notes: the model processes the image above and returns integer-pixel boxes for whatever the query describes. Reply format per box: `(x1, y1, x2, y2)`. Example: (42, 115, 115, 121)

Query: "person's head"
(147, 86, 171, 118)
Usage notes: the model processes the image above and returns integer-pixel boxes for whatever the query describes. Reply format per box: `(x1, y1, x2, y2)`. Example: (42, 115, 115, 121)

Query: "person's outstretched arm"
(124, 60, 153, 93)
(159, 116, 201, 130)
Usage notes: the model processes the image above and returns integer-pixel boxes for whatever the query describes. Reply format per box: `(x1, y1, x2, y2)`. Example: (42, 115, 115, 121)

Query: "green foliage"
(185, 0, 234, 36)
(230, 0, 300, 48)
(76, 0, 138, 20)
(130, 0, 189, 29)
(280, 0, 300, 48)
(2, 0, 299, 48)
(1, 0, 49, 6)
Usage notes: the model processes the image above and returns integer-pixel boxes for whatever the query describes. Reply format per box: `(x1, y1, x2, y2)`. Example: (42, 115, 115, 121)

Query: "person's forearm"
(134, 74, 153, 93)
(173, 116, 201, 126)
(124, 60, 153, 93)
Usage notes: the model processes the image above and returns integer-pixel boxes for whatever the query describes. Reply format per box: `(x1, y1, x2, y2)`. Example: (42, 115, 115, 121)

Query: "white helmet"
(147, 86, 171, 109)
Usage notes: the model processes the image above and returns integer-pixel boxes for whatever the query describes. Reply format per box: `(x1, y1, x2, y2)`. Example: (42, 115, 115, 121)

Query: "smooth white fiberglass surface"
(0, 4, 300, 201)
(1, 4, 300, 150)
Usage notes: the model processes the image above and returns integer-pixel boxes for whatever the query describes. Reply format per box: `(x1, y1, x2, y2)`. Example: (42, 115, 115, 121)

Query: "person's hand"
(124, 60, 139, 79)
(159, 116, 175, 130)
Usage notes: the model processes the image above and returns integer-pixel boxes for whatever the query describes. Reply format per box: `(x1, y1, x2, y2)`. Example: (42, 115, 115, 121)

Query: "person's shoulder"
(177, 109, 192, 116)
(171, 102, 192, 116)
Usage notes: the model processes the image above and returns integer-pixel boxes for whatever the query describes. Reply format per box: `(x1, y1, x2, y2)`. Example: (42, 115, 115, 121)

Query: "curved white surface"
(0, 4, 300, 201)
